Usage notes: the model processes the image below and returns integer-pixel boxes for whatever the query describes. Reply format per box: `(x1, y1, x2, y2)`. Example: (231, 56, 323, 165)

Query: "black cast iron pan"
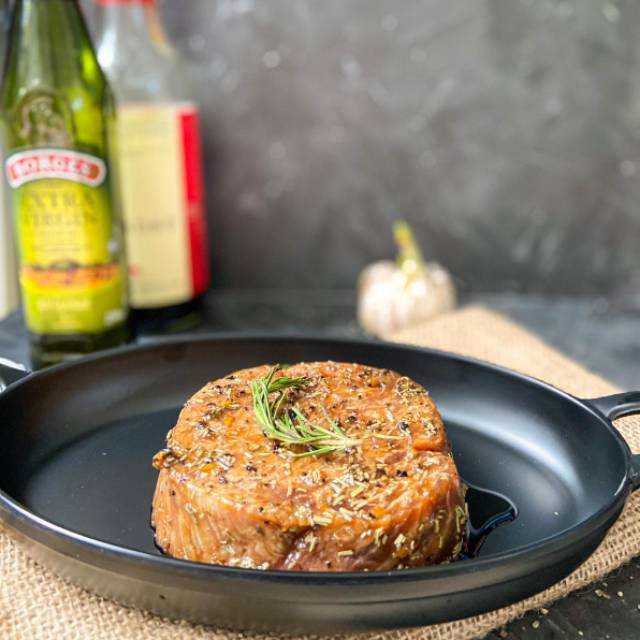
(0, 335, 639, 634)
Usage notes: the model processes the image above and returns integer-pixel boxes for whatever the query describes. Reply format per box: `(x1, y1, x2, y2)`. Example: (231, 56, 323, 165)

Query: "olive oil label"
(5, 148, 127, 335)
(6, 149, 106, 188)
(116, 102, 208, 308)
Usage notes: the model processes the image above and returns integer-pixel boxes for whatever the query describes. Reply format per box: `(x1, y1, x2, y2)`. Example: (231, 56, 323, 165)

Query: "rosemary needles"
(250, 365, 361, 457)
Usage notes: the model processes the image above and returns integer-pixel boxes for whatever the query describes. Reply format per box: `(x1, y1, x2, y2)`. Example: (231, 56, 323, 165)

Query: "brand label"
(5, 149, 106, 188)
(117, 102, 208, 308)
(6, 148, 127, 335)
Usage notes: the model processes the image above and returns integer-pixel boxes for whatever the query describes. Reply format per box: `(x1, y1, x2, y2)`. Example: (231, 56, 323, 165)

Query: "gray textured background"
(83, 1, 640, 300)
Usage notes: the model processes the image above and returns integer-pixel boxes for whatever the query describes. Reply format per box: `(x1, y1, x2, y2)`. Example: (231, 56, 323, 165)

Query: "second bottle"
(95, 0, 210, 334)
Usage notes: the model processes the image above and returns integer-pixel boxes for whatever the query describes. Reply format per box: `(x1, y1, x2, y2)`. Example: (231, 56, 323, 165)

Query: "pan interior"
(0, 337, 629, 562)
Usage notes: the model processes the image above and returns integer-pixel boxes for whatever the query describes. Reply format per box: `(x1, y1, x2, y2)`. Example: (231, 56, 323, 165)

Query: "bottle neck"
(95, 0, 174, 70)
(97, 0, 153, 31)
(96, 1, 149, 62)
(10, 0, 92, 42)
(5, 0, 101, 91)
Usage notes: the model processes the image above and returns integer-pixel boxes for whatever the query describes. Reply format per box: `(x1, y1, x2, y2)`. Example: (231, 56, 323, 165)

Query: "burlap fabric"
(1, 306, 639, 640)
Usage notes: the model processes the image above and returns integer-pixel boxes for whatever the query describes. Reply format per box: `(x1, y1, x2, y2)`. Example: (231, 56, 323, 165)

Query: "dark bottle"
(0, 0, 20, 320)
(0, 0, 129, 367)
(95, 0, 210, 335)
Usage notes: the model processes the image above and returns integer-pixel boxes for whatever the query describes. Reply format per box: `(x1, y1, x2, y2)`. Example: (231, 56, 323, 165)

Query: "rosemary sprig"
(250, 365, 361, 457)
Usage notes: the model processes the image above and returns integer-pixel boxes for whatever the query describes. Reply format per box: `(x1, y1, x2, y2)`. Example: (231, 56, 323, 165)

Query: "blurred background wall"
(77, 0, 640, 302)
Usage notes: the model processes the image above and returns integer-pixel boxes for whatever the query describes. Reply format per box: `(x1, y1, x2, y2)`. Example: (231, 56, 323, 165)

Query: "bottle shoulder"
(0, 16, 113, 150)
(97, 40, 192, 102)
(1, 43, 111, 107)
(1, 78, 112, 149)
(95, 3, 190, 101)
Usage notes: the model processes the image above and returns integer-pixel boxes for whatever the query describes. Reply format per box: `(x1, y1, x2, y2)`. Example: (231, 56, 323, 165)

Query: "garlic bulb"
(357, 222, 456, 338)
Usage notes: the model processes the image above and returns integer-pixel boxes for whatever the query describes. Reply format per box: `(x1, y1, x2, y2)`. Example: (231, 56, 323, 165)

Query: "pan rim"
(0, 332, 633, 587)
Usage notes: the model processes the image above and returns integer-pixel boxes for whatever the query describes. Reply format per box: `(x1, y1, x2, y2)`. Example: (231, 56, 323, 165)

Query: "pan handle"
(585, 392, 640, 490)
(0, 357, 30, 392)
(586, 392, 640, 421)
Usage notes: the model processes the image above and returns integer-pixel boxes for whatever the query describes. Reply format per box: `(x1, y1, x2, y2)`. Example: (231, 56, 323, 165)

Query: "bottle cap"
(95, 0, 155, 5)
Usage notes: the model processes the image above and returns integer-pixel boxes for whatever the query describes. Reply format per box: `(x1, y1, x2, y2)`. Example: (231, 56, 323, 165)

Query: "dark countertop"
(1, 290, 640, 639)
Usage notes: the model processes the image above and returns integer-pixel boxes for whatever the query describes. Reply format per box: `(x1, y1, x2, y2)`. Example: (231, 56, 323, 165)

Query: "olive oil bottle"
(0, 0, 129, 367)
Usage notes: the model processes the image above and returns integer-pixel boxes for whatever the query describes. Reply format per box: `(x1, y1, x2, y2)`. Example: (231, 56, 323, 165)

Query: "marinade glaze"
(152, 362, 466, 571)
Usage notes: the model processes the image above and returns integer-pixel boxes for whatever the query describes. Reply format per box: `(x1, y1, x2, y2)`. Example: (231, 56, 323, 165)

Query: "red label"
(179, 110, 209, 296)
(116, 102, 209, 308)
(5, 149, 106, 188)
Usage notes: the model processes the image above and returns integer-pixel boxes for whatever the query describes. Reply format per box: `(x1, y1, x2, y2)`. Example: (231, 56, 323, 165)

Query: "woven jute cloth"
(1, 306, 639, 640)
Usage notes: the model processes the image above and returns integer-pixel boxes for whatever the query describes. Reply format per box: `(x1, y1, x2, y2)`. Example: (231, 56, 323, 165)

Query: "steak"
(151, 361, 466, 571)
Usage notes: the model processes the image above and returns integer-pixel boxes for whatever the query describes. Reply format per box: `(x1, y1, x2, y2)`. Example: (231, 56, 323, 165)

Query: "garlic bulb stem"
(393, 221, 426, 278)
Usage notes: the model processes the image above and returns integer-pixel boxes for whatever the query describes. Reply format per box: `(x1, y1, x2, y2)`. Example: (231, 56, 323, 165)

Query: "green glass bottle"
(0, 0, 129, 367)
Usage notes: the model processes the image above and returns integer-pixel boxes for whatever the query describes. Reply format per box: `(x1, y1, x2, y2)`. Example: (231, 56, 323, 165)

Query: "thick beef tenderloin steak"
(152, 362, 466, 571)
